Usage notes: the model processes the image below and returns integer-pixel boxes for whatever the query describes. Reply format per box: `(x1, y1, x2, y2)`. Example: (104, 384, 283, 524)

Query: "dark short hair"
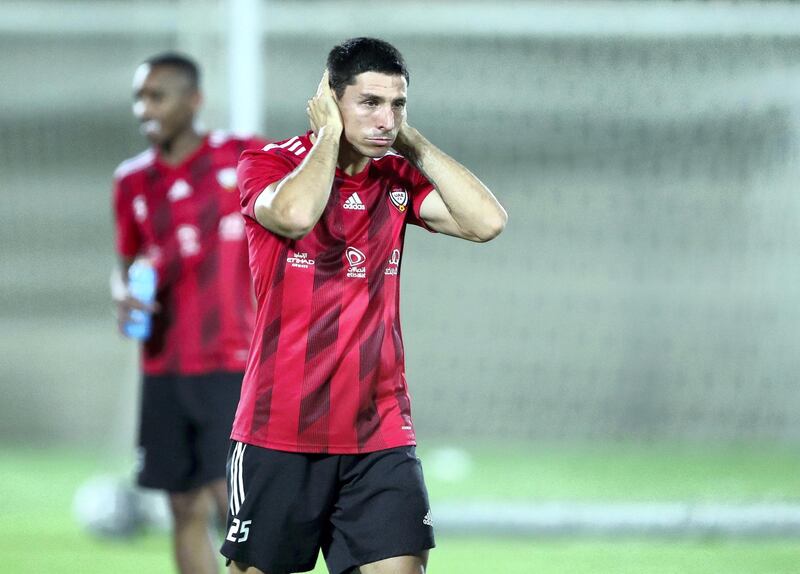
(326, 37, 409, 97)
(143, 52, 200, 90)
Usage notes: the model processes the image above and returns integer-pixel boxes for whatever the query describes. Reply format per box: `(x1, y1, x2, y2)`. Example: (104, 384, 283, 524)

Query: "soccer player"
(111, 53, 265, 574)
(221, 38, 507, 574)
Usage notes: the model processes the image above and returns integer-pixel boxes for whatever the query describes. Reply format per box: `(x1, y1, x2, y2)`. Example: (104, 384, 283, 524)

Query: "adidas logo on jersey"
(343, 193, 366, 211)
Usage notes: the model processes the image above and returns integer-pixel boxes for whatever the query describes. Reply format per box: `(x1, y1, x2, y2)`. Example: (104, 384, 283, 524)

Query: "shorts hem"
(219, 550, 317, 574)
(330, 541, 436, 574)
(137, 471, 227, 493)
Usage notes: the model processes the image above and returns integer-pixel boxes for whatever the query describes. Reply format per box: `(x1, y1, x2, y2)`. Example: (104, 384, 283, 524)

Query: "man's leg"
(325, 448, 434, 574)
(357, 551, 429, 574)
(208, 476, 229, 527)
(169, 487, 219, 574)
(228, 561, 266, 573)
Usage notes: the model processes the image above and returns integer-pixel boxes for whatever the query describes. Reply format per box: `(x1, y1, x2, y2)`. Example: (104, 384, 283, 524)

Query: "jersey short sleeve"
(112, 177, 142, 258)
(237, 147, 297, 220)
(243, 136, 269, 155)
(405, 164, 436, 231)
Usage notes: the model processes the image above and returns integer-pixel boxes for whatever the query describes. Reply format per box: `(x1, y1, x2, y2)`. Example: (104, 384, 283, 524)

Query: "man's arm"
(253, 71, 343, 240)
(111, 256, 159, 336)
(393, 125, 507, 242)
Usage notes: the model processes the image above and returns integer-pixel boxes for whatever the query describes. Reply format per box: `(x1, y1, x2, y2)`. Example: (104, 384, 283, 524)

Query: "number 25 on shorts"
(226, 518, 252, 543)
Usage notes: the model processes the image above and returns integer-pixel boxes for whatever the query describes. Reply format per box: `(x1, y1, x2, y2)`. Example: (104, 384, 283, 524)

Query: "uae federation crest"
(389, 187, 408, 212)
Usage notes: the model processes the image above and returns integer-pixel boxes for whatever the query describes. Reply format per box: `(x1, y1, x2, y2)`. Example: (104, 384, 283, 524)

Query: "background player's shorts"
(220, 443, 435, 574)
(136, 371, 242, 492)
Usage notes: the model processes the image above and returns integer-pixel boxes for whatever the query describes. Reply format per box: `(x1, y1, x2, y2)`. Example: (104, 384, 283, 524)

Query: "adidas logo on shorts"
(423, 510, 433, 527)
(343, 193, 366, 211)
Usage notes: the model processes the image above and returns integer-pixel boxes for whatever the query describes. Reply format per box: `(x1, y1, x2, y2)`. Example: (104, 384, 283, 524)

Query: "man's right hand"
(111, 265, 159, 336)
(307, 70, 343, 137)
(252, 71, 343, 239)
(115, 295, 159, 336)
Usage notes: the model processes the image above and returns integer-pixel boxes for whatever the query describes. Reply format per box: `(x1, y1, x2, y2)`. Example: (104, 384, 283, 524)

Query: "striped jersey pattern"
(231, 132, 435, 454)
(112, 131, 266, 375)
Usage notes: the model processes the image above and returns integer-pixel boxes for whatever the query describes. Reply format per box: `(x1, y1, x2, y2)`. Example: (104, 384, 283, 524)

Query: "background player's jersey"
(113, 131, 266, 375)
(232, 132, 435, 454)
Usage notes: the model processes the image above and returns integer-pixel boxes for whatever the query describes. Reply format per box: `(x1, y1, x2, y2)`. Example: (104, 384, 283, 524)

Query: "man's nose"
(132, 100, 151, 120)
(376, 105, 395, 131)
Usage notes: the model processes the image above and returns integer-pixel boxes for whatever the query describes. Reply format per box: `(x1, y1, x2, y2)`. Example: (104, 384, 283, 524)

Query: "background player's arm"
(111, 256, 159, 335)
(394, 124, 507, 242)
(253, 71, 342, 239)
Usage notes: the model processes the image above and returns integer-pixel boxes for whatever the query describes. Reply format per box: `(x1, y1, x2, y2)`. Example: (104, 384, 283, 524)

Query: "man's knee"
(168, 488, 212, 525)
(357, 551, 429, 574)
(207, 478, 229, 516)
(228, 560, 267, 574)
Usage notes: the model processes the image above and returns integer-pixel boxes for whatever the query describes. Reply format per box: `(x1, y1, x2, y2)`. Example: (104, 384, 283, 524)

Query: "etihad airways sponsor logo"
(343, 192, 366, 210)
(287, 251, 315, 269)
(389, 187, 408, 212)
(176, 224, 201, 257)
(384, 249, 401, 276)
(345, 246, 366, 278)
(219, 213, 245, 240)
(133, 195, 148, 222)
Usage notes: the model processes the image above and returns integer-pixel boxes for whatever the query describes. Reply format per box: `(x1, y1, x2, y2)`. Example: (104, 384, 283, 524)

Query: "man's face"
(336, 71, 407, 158)
(132, 64, 199, 146)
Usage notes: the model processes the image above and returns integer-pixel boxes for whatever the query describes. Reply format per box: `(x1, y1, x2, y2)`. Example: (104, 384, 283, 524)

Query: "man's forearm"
(111, 257, 134, 301)
(255, 125, 341, 238)
(395, 126, 507, 241)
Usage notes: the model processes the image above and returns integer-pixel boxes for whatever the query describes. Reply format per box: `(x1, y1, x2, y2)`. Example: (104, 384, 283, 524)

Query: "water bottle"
(124, 260, 157, 340)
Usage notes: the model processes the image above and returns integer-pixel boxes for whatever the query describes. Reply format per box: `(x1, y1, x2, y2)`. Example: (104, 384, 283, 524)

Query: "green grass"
(2, 444, 799, 573)
(418, 443, 800, 502)
(2, 533, 798, 574)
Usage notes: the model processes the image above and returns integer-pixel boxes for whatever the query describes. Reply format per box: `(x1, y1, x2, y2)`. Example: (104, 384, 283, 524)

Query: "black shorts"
(136, 371, 242, 492)
(219, 443, 435, 574)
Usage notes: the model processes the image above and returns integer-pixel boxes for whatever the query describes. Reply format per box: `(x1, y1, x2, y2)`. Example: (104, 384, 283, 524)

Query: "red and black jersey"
(112, 131, 266, 376)
(231, 132, 435, 454)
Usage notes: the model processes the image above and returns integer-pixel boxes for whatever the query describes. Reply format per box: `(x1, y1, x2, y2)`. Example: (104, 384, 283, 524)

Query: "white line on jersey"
(263, 136, 306, 156)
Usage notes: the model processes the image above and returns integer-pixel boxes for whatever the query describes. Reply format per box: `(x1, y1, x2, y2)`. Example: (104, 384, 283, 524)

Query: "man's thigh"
(138, 372, 242, 492)
(137, 373, 195, 491)
(179, 371, 243, 487)
(324, 447, 435, 574)
(220, 443, 339, 573)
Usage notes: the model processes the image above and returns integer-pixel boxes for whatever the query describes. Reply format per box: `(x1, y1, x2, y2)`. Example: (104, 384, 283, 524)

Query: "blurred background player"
(111, 52, 266, 574)
(221, 38, 507, 574)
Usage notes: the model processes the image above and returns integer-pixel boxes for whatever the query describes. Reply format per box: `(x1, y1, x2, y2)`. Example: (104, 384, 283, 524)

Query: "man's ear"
(190, 90, 203, 114)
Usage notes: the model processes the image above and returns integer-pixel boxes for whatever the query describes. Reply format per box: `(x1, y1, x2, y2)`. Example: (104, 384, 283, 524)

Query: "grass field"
(2, 443, 799, 573)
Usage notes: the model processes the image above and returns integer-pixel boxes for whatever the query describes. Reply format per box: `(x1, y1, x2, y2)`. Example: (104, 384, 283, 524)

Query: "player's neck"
(337, 145, 370, 177)
(308, 131, 370, 176)
(158, 127, 204, 166)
